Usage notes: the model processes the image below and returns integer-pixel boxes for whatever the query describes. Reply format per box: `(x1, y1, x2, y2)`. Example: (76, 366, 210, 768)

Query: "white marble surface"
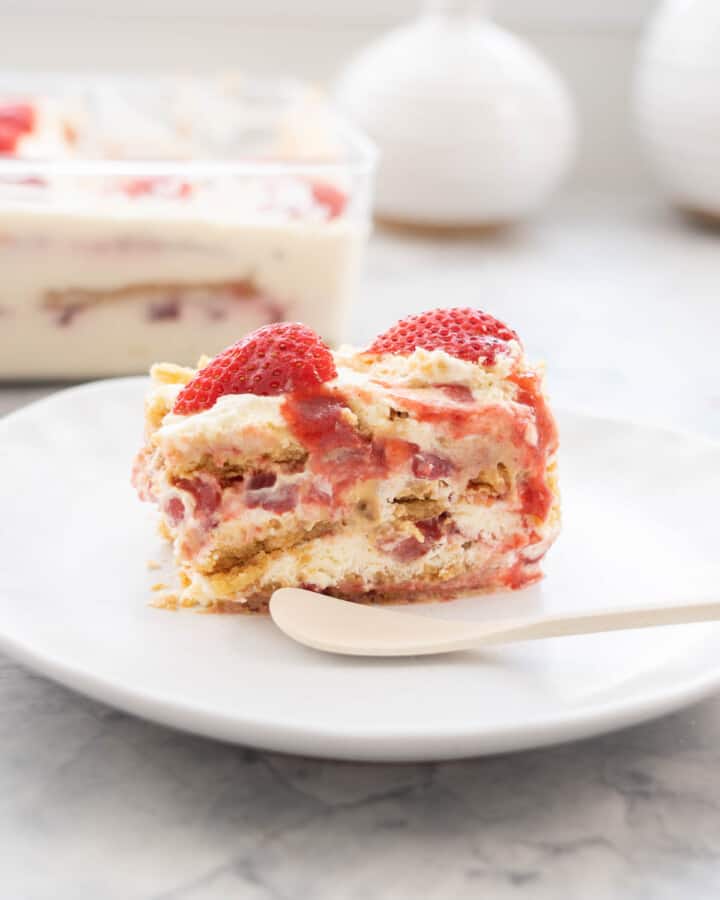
(2, 192, 720, 898)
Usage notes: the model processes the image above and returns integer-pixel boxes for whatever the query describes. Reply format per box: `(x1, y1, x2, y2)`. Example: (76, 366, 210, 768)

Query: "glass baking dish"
(0, 73, 376, 379)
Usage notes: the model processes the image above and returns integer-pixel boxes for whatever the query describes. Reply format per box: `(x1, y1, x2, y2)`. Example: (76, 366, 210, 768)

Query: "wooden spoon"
(269, 588, 720, 657)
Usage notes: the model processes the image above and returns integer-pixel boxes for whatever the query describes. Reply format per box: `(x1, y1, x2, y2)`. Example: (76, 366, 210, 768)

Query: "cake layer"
(180, 499, 558, 613)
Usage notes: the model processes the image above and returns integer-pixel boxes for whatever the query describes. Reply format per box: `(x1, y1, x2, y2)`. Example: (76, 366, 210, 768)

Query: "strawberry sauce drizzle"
(508, 370, 558, 520)
(387, 372, 556, 521)
(435, 383, 474, 403)
(412, 451, 454, 480)
(281, 387, 388, 498)
(386, 389, 496, 438)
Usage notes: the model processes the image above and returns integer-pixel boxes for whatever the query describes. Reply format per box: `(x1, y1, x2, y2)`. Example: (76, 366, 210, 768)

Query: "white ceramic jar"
(335, 1, 576, 227)
(635, 0, 720, 220)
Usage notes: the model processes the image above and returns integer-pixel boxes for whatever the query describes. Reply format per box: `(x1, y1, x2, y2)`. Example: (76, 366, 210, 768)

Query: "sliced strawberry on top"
(368, 307, 519, 366)
(173, 322, 337, 415)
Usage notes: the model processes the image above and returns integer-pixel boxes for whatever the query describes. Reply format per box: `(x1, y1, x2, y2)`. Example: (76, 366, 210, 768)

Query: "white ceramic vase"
(635, 0, 720, 220)
(335, 0, 576, 227)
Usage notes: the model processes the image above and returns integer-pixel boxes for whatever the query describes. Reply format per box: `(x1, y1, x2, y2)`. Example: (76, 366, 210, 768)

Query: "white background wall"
(0, 0, 661, 190)
(0, 1, 656, 25)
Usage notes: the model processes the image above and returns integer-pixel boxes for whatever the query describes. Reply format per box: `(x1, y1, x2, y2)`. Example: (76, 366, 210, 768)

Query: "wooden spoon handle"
(270, 589, 720, 657)
(473, 600, 720, 648)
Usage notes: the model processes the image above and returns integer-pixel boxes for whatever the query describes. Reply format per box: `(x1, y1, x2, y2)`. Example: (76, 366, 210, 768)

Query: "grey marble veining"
(2, 192, 720, 899)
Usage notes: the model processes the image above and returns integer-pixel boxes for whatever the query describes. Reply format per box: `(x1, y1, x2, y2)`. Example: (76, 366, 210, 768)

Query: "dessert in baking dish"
(0, 78, 372, 378)
(133, 308, 560, 612)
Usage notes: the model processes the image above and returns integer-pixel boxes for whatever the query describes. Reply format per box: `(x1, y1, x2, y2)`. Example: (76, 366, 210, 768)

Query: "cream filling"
(335, 343, 524, 388)
(183, 503, 559, 604)
(160, 391, 288, 440)
(256, 519, 555, 594)
(153, 347, 531, 451)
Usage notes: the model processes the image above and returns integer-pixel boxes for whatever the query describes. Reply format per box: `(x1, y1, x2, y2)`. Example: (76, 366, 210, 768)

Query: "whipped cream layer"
(153, 346, 530, 459)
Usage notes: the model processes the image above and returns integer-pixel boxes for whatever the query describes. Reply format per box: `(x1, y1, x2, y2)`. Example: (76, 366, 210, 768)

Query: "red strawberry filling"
(386, 389, 489, 436)
(163, 496, 185, 527)
(508, 370, 558, 520)
(0, 103, 36, 154)
(412, 451, 454, 480)
(436, 384, 474, 403)
(246, 471, 277, 490)
(173, 476, 221, 519)
(310, 181, 347, 219)
(122, 177, 193, 200)
(245, 481, 298, 514)
(282, 388, 385, 496)
(381, 516, 445, 562)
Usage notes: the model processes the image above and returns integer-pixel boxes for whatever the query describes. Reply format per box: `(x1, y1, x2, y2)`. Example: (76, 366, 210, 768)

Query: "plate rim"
(2, 377, 720, 762)
(2, 620, 719, 762)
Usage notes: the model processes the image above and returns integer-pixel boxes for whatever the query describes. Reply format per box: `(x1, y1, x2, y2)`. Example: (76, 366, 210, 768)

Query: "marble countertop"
(3, 193, 720, 899)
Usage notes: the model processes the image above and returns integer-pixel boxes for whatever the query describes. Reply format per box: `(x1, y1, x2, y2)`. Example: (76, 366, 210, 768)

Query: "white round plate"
(2, 378, 720, 762)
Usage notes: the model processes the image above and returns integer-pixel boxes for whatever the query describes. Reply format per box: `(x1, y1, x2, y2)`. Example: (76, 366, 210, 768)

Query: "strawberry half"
(173, 322, 337, 415)
(368, 307, 519, 366)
